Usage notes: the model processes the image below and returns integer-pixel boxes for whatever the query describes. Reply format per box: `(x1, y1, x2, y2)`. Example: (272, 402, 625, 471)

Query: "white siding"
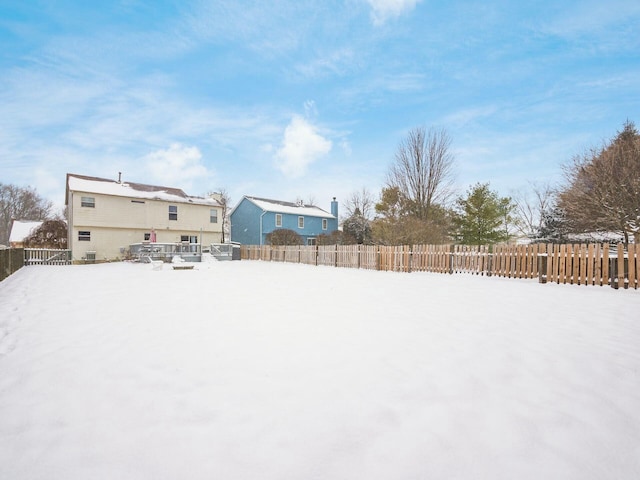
(68, 190, 223, 262)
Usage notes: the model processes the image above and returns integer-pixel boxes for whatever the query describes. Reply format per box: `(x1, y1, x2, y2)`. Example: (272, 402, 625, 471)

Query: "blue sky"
(1, 0, 639, 214)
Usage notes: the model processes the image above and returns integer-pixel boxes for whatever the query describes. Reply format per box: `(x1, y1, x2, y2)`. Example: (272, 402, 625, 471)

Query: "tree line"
(3, 120, 639, 248)
(0, 183, 63, 248)
(273, 121, 639, 247)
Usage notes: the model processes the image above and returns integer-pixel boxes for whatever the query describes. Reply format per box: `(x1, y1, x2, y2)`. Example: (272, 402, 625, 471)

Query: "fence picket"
(239, 242, 636, 290)
(617, 244, 626, 289)
(628, 244, 636, 289)
(24, 248, 72, 266)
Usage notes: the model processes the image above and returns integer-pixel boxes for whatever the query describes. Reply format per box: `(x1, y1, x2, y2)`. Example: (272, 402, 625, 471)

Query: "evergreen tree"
(342, 208, 372, 244)
(453, 183, 514, 245)
(534, 207, 570, 243)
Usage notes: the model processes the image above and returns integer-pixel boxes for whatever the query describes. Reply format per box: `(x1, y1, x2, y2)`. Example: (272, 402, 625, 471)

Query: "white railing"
(24, 248, 72, 265)
(129, 242, 201, 263)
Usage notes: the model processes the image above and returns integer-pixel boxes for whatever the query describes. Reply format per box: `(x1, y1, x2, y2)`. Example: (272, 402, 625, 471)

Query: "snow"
(1, 261, 640, 479)
(68, 176, 218, 206)
(248, 196, 335, 218)
(8, 220, 43, 243)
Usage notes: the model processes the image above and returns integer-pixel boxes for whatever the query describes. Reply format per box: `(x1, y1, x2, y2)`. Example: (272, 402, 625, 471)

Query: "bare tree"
(209, 188, 232, 243)
(0, 183, 53, 245)
(294, 196, 317, 206)
(343, 187, 375, 220)
(386, 126, 455, 222)
(558, 121, 640, 245)
(512, 181, 556, 239)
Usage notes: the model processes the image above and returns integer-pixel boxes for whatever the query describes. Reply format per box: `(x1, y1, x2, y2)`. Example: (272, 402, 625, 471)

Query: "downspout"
(260, 210, 266, 246)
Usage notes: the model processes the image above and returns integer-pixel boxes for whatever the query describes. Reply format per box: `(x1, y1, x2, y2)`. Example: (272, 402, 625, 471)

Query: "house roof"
(9, 220, 43, 243)
(238, 196, 336, 219)
(66, 173, 221, 207)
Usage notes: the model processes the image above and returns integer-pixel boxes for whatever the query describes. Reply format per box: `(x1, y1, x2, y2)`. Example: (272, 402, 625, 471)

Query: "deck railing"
(24, 248, 72, 266)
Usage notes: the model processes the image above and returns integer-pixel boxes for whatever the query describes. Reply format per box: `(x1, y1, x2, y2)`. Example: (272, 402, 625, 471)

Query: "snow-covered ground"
(1, 260, 639, 480)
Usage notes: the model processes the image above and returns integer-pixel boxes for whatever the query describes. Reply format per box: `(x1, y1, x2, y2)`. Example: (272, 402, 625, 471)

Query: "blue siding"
(230, 199, 263, 245)
(231, 197, 339, 245)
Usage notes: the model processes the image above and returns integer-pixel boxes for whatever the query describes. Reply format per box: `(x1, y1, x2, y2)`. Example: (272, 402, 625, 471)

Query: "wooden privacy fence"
(0, 248, 25, 282)
(539, 243, 638, 289)
(240, 243, 639, 290)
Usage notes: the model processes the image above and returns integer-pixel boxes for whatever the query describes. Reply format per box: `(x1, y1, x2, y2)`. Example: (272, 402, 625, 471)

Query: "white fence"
(24, 248, 72, 265)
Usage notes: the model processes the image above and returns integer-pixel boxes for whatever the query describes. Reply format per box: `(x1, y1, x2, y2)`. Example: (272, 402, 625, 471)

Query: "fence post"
(538, 251, 548, 284)
(618, 244, 626, 289)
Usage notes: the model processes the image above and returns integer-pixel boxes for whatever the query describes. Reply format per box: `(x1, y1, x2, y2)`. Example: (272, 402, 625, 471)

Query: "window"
(144, 233, 151, 241)
(210, 209, 218, 223)
(131, 200, 145, 204)
(180, 235, 198, 243)
(78, 231, 91, 241)
(307, 238, 316, 246)
(169, 205, 178, 221)
(81, 196, 95, 208)
(322, 219, 328, 230)
(275, 214, 282, 227)
(298, 216, 304, 229)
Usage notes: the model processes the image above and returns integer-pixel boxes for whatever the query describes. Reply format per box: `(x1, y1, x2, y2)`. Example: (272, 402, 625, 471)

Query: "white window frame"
(298, 216, 304, 229)
(169, 205, 178, 221)
(180, 235, 198, 243)
(81, 196, 95, 208)
(78, 230, 91, 241)
(210, 208, 218, 223)
(275, 214, 282, 227)
(322, 218, 328, 230)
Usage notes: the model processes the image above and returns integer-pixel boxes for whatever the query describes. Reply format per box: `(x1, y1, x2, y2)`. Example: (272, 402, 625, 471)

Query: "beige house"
(66, 173, 223, 263)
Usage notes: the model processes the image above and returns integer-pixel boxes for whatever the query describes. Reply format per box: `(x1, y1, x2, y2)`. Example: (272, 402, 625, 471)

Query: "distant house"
(9, 220, 43, 248)
(230, 196, 338, 245)
(66, 173, 223, 263)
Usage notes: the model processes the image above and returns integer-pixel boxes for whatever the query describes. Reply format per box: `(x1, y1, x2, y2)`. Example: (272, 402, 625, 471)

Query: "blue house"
(230, 196, 338, 245)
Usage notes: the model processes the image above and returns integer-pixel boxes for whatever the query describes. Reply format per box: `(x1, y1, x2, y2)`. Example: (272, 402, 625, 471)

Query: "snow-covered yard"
(1, 260, 639, 479)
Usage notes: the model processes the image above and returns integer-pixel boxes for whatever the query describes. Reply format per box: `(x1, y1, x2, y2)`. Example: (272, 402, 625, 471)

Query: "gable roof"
(235, 196, 336, 219)
(9, 220, 43, 243)
(66, 173, 221, 207)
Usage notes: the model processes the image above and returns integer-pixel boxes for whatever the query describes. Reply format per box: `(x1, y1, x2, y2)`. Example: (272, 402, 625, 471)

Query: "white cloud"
(275, 115, 332, 178)
(144, 143, 211, 191)
(366, 0, 422, 25)
(340, 138, 353, 156)
(294, 48, 358, 79)
(442, 106, 498, 128)
(303, 100, 318, 118)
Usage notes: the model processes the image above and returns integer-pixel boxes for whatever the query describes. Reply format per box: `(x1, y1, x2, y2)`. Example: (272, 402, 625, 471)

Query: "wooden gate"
(24, 248, 72, 265)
